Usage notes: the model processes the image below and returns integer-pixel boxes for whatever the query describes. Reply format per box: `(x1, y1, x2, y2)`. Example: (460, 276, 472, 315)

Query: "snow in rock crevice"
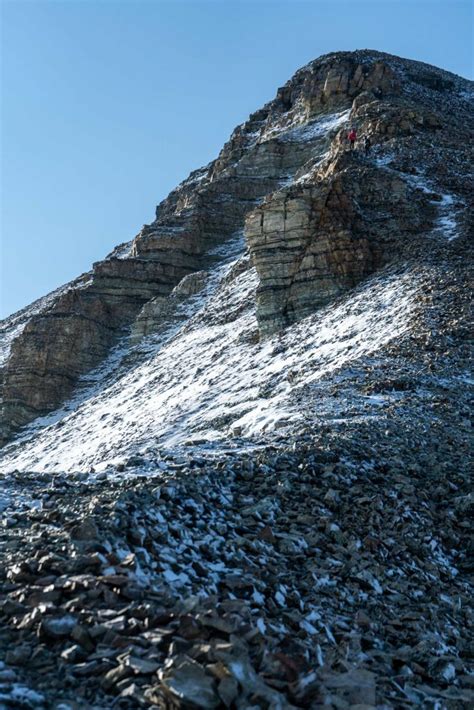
(375, 155, 462, 242)
(260, 108, 350, 144)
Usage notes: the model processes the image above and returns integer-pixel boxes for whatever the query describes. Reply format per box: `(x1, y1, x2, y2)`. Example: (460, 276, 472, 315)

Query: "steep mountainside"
(1, 49, 472, 443)
(0, 51, 472, 709)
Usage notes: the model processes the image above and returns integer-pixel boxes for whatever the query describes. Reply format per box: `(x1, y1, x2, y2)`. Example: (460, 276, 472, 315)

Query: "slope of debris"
(0, 191, 471, 477)
(0, 406, 472, 708)
(0, 246, 421, 473)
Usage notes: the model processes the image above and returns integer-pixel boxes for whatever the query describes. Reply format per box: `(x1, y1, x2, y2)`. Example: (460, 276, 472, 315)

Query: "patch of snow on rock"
(261, 109, 350, 143)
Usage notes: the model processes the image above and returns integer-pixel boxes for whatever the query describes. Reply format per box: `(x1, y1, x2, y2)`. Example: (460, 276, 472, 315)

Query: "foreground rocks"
(0, 219, 471, 707)
(0, 408, 472, 708)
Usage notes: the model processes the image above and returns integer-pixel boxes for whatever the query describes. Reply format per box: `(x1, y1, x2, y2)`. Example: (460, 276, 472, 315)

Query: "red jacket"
(348, 130, 357, 141)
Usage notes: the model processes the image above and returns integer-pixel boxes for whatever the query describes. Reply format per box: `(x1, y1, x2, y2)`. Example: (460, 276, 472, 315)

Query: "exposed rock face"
(246, 154, 432, 333)
(244, 54, 472, 333)
(276, 55, 400, 118)
(173, 271, 209, 297)
(131, 271, 208, 342)
(2, 257, 192, 438)
(0, 49, 472, 440)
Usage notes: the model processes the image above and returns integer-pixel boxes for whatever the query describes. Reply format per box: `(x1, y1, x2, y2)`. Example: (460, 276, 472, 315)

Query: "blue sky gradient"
(1, 0, 472, 317)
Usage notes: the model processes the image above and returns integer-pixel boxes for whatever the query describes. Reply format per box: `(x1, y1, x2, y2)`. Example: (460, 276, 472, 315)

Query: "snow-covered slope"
(0, 232, 425, 475)
(2, 49, 472, 446)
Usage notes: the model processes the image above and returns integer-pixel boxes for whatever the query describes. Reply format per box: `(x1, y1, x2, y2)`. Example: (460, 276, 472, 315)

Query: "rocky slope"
(2, 49, 472, 441)
(0, 50, 472, 709)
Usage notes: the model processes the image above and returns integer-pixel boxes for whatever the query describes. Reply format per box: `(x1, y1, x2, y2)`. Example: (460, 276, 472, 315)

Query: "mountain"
(0, 50, 472, 708)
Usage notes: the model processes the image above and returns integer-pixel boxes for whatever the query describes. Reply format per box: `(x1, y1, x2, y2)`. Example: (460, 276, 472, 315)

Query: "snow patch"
(276, 109, 351, 143)
(0, 253, 421, 474)
(261, 109, 350, 143)
(376, 157, 462, 241)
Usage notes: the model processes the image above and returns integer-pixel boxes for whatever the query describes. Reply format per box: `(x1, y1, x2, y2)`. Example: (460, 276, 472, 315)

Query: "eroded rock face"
(1, 49, 472, 440)
(244, 51, 472, 334)
(246, 154, 433, 334)
(131, 271, 209, 342)
(2, 257, 193, 437)
(275, 55, 400, 120)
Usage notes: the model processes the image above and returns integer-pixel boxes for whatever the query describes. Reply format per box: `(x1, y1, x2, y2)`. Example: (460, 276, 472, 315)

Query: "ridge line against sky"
(1, 0, 472, 318)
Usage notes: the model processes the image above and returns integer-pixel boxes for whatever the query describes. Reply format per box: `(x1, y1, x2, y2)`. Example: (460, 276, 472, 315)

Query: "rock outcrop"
(130, 271, 209, 342)
(246, 152, 437, 333)
(245, 53, 472, 333)
(1, 49, 472, 441)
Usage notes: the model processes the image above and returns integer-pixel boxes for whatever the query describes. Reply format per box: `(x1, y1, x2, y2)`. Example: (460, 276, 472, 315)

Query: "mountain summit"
(0, 51, 472, 708)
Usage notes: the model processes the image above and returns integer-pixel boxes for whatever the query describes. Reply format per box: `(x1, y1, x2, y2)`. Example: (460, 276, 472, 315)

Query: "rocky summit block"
(246, 152, 433, 334)
(0, 49, 472, 441)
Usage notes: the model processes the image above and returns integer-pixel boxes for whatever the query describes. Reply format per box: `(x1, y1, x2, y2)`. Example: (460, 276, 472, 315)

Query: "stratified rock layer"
(246, 152, 436, 333)
(130, 271, 209, 342)
(245, 53, 472, 333)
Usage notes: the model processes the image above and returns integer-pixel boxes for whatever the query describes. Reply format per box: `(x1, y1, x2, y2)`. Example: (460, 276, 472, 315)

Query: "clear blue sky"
(1, 0, 472, 318)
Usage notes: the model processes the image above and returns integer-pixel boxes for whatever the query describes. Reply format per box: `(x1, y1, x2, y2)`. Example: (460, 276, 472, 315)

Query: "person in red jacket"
(347, 128, 357, 150)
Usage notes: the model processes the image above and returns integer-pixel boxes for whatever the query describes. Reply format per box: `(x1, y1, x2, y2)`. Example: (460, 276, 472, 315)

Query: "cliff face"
(246, 157, 420, 334)
(245, 54, 471, 333)
(1, 49, 472, 442)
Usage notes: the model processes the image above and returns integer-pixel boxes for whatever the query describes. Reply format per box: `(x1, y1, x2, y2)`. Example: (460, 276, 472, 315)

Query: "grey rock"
(159, 658, 220, 709)
(40, 615, 77, 639)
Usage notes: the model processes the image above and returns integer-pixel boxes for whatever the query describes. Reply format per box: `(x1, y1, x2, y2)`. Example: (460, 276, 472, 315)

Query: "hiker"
(348, 128, 357, 150)
(364, 136, 371, 156)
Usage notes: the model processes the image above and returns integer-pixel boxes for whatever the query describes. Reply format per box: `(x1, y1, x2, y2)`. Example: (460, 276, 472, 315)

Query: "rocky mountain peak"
(0, 50, 472, 445)
(0, 50, 472, 709)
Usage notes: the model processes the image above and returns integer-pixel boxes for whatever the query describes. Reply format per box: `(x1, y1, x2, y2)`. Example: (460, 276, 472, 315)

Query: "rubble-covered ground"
(0, 414, 472, 709)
